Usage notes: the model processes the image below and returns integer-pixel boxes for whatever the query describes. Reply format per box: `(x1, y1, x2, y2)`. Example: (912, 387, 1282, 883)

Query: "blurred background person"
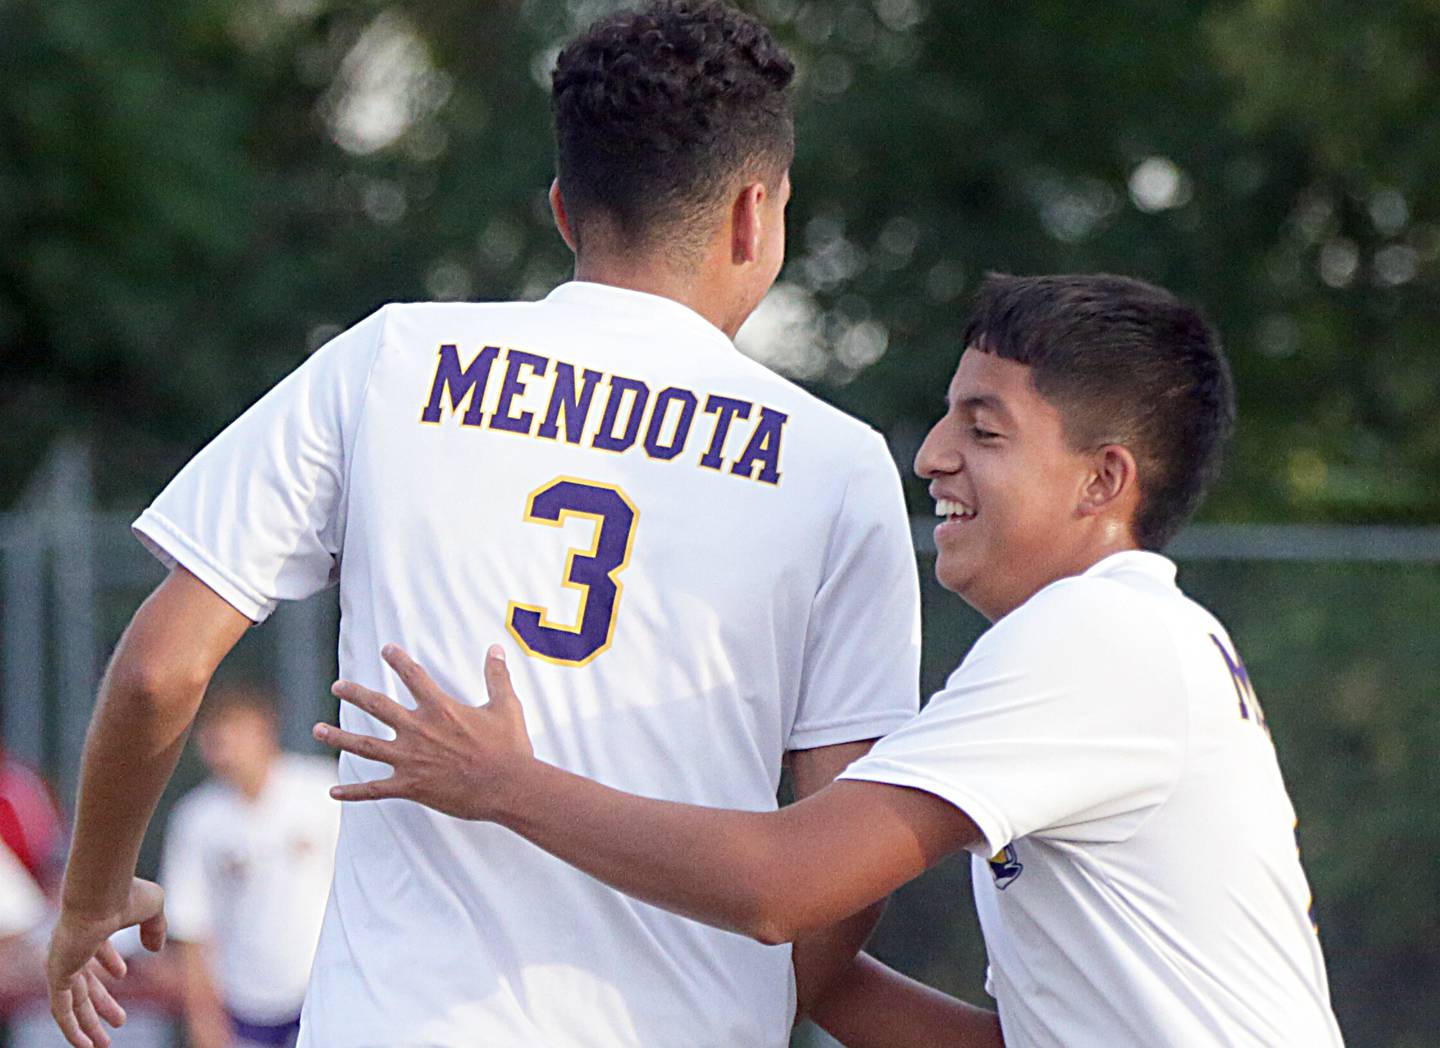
(0, 744, 68, 894)
(160, 685, 340, 1048)
(0, 837, 48, 1009)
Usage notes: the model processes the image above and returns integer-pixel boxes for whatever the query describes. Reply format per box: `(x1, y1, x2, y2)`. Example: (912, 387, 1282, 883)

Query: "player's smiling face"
(915, 348, 1101, 621)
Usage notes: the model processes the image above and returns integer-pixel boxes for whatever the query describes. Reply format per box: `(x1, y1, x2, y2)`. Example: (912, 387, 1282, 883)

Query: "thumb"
(483, 645, 520, 714)
(139, 910, 167, 954)
(126, 879, 167, 953)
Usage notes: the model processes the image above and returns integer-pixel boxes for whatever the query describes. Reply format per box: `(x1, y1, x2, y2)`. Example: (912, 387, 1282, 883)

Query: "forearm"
(811, 953, 1003, 1048)
(62, 662, 205, 915)
(501, 761, 822, 943)
(326, 648, 972, 947)
(61, 569, 249, 917)
(793, 901, 884, 1016)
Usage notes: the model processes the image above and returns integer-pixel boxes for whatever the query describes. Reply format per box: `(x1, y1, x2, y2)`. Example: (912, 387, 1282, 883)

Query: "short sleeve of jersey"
(133, 309, 388, 622)
(840, 577, 1186, 855)
(160, 796, 214, 943)
(787, 429, 921, 749)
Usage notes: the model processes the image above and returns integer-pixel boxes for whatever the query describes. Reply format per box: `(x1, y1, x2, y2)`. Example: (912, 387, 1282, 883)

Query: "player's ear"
(1078, 444, 1138, 519)
(729, 180, 766, 265)
(549, 180, 579, 254)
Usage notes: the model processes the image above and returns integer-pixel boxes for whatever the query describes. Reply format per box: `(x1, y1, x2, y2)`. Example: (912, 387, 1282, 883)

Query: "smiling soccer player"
(320, 274, 1346, 1047)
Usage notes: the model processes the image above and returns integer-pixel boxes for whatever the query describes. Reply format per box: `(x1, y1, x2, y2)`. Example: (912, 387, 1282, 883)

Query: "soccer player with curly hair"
(47, 4, 929, 1046)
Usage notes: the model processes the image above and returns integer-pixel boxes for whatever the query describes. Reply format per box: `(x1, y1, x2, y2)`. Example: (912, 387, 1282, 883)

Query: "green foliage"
(4, 0, 1438, 520)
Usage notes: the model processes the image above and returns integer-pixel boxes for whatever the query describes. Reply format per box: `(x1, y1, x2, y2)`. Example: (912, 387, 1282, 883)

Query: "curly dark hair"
(552, 1, 795, 258)
(962, 274, 1236, 551)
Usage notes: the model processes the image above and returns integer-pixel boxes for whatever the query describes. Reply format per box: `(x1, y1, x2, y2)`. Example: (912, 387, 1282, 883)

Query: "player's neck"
(978, 525, 1143, 623)
(570, 255, 744, 340)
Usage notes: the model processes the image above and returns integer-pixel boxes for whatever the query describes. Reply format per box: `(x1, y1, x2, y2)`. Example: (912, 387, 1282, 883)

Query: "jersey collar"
(544, 281, 736, 354)
(1082, 549, 1179, 586)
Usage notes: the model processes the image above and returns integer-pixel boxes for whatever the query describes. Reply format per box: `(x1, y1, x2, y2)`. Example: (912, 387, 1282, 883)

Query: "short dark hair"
(551, 1, 795, 258)
(962, 273, 1235, 550)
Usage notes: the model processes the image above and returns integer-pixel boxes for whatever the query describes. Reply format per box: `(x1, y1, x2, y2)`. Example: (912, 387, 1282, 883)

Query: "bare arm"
(810, 953, 1003, 1048)
(787, 741, 887, 1017)
(48, 567, 251, 1048)
(319, 646, 983, 947)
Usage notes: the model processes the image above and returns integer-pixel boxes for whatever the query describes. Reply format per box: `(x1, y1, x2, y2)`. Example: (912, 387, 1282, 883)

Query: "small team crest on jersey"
(988, 845, 1023, 890)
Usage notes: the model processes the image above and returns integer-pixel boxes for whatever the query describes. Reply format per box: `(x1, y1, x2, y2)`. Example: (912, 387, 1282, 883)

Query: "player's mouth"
(933, 498, 979, 541)
(933, 495, 979, 521)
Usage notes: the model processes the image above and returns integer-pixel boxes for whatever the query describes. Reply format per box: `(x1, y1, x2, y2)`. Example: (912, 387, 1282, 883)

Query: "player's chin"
(932, 550, 975, 597)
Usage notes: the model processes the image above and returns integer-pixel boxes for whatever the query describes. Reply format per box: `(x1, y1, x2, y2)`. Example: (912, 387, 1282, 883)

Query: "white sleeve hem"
(133, 509, 273, 623)
(839, 759, 1012, 858)
(786, 709, 916, 751)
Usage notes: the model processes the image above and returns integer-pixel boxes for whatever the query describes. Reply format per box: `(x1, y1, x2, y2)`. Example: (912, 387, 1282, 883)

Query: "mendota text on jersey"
(419, 344, 789, 486)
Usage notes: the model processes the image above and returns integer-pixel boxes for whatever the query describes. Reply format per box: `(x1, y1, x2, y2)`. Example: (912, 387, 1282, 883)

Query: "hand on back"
(316, 644, 534, 821)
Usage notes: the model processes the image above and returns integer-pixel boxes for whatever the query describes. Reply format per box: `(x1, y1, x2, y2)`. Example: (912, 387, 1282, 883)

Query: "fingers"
(52, 969, 111, 1048)
(330, 776, 404, 803)
(330, 678, 410, 729)
(72, 972, 111, 1048)
(381, 644, 447, 708)
(84, 961, 126, 1028)
(50, 983, 93, 1048)
(313, 722, 398, 764)
(95, 940, 127, 979)
(483, 644, 520, 711)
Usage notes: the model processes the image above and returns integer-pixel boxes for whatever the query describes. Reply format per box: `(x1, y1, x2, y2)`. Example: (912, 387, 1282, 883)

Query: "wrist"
(59, 886, 127, 925)
(489, 755, 553, 829)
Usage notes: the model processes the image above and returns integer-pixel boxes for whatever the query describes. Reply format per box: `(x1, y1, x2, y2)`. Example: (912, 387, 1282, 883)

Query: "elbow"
(737, 884, 806, 947)
(727, 831, 826, 946)
(749, 918, 796, 948)
(105, 649, 211, 715)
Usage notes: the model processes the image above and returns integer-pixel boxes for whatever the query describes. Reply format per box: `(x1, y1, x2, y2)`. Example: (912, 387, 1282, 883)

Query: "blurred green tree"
(4, 0, 1437, 521)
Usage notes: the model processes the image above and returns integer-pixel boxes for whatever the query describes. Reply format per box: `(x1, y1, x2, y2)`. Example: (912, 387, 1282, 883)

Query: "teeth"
(935, 498, 975, 519)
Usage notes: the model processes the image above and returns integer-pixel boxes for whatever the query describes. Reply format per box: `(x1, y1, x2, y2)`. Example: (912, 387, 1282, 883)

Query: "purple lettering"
(537, 362, 604, 443)
(643, 388, 698, 461)
(592, 376, 651, 452)
(490, 350, 550, 435)
(729, 407, 788, 484)
(697, 395, 752, 470)
(420, 345, 500, 426)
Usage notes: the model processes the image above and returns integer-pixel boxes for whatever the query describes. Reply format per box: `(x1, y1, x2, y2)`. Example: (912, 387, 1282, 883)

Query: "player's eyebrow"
(958, 394, 1013, 423)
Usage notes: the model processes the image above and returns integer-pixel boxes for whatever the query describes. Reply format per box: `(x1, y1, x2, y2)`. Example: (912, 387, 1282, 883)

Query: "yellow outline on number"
(505, 476, 639, 668)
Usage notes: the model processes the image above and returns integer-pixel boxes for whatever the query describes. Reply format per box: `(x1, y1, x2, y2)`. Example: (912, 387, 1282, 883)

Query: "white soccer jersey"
(161, 755, 340, 1024)
(135, 282, 921, 1047)
(843, 551, 1343, 1047)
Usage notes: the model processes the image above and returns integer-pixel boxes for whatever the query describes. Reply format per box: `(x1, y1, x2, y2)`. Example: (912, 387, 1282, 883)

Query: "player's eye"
(970, 425, 1000, 441)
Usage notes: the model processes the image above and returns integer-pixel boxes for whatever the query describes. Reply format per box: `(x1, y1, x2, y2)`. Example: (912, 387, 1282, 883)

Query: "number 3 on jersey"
(506, 477, 638, 667)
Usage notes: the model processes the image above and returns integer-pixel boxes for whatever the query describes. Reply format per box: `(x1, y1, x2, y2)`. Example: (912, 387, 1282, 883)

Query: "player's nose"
(913, 418, 962, 479)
